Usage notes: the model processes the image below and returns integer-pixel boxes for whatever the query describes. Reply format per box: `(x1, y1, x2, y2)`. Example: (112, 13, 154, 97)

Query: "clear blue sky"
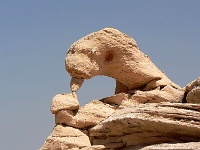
(0, 1, 200, 150)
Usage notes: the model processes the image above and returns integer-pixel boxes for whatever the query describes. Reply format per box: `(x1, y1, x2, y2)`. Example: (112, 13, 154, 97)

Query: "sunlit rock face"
(40, 28, 200, 150)
(65, 27, 183, 102)
(185, 77, 200, 103)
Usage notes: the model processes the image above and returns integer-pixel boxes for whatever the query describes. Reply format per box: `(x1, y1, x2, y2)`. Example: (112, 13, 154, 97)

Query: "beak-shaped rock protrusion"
(70, 77, 84, 98)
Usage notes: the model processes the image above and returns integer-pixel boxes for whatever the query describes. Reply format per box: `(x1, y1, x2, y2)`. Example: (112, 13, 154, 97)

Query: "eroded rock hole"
(76, 76, 115, 106)
(160, 85, 166, 90)
(61, 123, 67, 127)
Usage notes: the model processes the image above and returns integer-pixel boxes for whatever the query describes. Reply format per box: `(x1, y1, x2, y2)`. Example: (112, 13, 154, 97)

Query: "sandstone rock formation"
(54, 97, 116, 129)
(51, 93, 79, 114)
(90, 102, 200, 149)
(65, 27, 184, 103)
(41, 125, 91, 149)
(185, 77, 200, 103)
(40, 28, 200, 150)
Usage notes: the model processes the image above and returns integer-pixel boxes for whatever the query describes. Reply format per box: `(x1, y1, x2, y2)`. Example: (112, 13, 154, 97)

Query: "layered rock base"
(41, 81, 200, 149)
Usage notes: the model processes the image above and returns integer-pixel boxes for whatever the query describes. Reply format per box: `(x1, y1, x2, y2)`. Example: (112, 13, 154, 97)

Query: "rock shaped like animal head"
(65, 28, 174, 94)
(66, 28, 138, 78)
(66, 40, 101, 79)
(65, 28, 137, 92)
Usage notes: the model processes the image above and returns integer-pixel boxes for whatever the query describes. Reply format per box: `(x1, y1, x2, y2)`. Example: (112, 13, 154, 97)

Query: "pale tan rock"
(120, 86, 184, 107)
(41, 28, 200, 150)
(55, 100, 116, 129)
(100, 93, 130, 105)
(40, 125, 91, 150)
(51, 125, 88, 137)
(92, 136, 124, 149)
(70, 77, 84, 97)
(185, 77, 200, 92)
(65, 27, 183, 103)
(185, 77, 200, 103)
(128, 85, 184, 104)
(187, 87, 200, 104)
(80, 145, 105, 150)
(122, 142, 200, 150)
(51, 93, 79, 114)
(55, 110, 74, 126)
(90, 102, 200, 149)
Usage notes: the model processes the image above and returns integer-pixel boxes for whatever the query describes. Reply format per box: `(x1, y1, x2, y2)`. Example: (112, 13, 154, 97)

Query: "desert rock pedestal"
(40, 28, 200, 150)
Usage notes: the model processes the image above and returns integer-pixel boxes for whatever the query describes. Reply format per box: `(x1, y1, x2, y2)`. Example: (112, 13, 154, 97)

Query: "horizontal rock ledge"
(89, 102, 200, 149)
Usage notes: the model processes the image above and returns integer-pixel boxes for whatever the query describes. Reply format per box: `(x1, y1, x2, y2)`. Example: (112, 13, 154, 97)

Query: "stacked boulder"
(40, 93, 115, 150)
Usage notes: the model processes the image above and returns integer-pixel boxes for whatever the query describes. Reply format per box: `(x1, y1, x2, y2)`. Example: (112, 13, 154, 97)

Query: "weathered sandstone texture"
(65, 27, 184, 103)
(41, 125, 91, 150)
(90, 102, 200, 149)
(51, 93, 79, 114)
(185, 77, 200, 103)
(55, 98, 116, 129)
(40, 28, 200, 150)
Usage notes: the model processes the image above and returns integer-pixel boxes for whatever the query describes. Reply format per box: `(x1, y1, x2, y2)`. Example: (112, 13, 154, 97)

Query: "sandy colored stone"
(65, 27, 183, 103)
(185, 77, 200, 103)
(90, 102, 200, 149)
(92, 136, 123, 149)
(128, 85, 184, 104)
(40, 125, 91, 150)
(185, 77, 200, 92)
(51, 93, 79, 114)
(187, 87, 200, 103)
(55, 109, 74, 126)
(100, 93, 130, 105)
(122, 142, 200, 150)
(51, 125, 86, 137)
(70, 77, 84, 97)
(41, 28, 200, 150)
(80, 145, 105, 150)
(55, 100, 116, 129)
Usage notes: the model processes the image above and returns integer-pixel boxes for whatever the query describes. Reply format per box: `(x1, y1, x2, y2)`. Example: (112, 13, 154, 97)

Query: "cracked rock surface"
(89, 102, 200, 149)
